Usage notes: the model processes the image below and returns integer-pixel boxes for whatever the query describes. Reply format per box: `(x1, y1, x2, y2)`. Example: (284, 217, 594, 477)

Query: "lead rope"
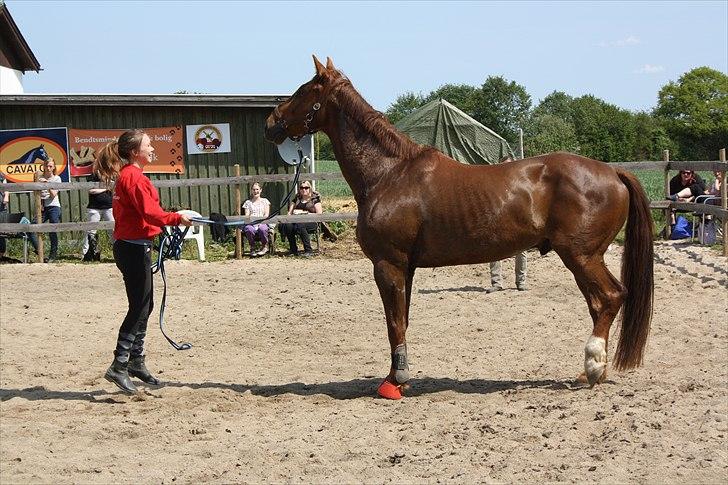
(152, 225, 193, 351)
(152, 143, 307, 350)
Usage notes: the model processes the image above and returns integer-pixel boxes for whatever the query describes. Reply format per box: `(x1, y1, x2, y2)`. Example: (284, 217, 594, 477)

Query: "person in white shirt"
(242, 182, 271, 256)
(29, 158, 62, 262)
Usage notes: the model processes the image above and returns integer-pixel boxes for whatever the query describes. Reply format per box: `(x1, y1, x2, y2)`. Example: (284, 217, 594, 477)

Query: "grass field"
(314, 160, 719, 241)
(1, 163, 717, 262)
(315, 159, 714, 200)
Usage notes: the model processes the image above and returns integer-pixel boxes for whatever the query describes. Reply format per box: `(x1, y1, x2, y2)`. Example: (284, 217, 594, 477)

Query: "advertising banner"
(68, 126, 185, 176)
(186, 123, 231, 155)
(0, 127, 70, 183)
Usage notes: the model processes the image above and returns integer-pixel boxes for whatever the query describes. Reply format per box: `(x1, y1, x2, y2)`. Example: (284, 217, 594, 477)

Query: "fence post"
(33, 190, 43, 262)
(663, 149, 671, 239)
(720, 148, 727, 257)
(234, 164, 242, 259)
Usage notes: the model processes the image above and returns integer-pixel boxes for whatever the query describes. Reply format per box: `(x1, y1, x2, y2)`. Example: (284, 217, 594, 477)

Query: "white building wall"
(0, 66, 24, 94)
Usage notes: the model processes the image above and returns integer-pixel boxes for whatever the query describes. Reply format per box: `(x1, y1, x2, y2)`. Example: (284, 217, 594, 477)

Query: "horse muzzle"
(264, 117, 288, 145)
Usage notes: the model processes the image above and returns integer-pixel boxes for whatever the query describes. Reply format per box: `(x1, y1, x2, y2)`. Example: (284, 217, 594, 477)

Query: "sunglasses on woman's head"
(300, 186, 310, 190)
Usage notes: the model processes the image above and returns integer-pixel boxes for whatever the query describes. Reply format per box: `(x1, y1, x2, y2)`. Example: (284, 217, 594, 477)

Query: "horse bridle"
(273, 78, 349, 141)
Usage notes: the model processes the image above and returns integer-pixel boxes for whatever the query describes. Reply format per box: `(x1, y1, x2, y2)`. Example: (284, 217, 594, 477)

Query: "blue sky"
(8, 0, 728, 113)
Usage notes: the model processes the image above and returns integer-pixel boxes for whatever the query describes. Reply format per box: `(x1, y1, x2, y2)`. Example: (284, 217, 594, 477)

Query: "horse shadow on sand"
(0, 377, 585, 404)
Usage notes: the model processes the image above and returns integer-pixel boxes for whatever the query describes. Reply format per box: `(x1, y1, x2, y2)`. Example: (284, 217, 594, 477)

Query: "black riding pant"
(279, 222, 317, 253)
(112, 240, 153, 362)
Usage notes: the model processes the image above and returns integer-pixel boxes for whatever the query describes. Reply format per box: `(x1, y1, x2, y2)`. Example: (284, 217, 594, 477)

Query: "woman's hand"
(179, 214, 193, 226)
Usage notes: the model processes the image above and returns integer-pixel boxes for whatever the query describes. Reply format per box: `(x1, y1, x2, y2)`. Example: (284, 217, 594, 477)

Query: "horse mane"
(332, 73, 428, 161)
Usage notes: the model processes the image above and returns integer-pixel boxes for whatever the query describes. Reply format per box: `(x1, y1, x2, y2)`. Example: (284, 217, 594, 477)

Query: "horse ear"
(326, 57, 335, 71)
(313, 55, 326, 76)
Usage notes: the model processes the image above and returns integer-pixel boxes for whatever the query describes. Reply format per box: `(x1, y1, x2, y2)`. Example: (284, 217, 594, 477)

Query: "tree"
(570, 95, 636, 162)
(472, 76, 532, 145)
(630, 112, 677, 161)
(424, 84, 479, 117)
(385, 92, 426, 124)
(531, 91, 575, 123)
(523, 114, 579, 157)
(654, 66, 728, 160)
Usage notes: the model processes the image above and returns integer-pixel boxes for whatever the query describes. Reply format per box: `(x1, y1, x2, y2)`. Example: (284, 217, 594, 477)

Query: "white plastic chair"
(176, 209, 205, 261)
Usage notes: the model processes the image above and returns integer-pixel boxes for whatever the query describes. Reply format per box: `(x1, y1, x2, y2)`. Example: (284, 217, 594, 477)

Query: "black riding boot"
(83, 234, 98, 262)
(128, 355, 160, 385)
(104, 355, 137, 394)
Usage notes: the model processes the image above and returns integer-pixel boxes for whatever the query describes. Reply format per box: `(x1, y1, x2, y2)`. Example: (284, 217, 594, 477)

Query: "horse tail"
(614, 168, 654, 371)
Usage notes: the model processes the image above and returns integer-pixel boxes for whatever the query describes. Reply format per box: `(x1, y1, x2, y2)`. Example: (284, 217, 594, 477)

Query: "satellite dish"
(277, 135, 313, 166)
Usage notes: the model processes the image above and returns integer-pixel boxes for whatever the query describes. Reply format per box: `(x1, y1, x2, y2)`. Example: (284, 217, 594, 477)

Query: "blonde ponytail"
(95, 141, 123, 188)
(94, 129, 147, 188)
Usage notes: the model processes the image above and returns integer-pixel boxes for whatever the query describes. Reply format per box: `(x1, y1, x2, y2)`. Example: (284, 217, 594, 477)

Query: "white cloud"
(598, 35, 641, 48)
(634, 64, 665, 74)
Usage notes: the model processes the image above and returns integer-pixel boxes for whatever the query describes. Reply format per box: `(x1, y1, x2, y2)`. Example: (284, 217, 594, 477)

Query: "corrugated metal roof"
(0, 93, 289, 107)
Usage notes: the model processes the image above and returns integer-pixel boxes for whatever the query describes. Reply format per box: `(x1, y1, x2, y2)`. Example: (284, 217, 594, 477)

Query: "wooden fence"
(2, 154, 727, 259)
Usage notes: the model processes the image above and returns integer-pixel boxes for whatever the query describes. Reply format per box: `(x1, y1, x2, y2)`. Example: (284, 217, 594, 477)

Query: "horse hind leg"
(562, 254, 626, 386)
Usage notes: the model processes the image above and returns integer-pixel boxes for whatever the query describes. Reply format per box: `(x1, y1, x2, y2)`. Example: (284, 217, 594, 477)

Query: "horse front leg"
(373, 259, 410, 400)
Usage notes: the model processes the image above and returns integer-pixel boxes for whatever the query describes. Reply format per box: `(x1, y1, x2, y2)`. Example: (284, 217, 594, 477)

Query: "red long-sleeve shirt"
(112, 164, 182, 240)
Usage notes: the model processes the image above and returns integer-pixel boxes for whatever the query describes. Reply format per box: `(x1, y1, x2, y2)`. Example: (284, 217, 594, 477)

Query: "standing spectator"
(0, 172, 9, 260)
(278, 180, 322, 257)
(29, 158, 62, 262)
(82, 169, 114, 261)
(95, 129, 191, 394)
(486, 253, 527, 293)
(486, 155, 527, 293)
(242, 182, 271, 256)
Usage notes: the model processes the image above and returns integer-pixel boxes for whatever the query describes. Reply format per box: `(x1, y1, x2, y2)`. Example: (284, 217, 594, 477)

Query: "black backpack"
(209, 212, 229, 243)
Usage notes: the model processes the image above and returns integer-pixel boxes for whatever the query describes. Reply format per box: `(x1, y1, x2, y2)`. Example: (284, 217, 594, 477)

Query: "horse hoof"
(584, 336, 607, 386)
(377, 380, 402, 400)
(577, 370, 607, 386)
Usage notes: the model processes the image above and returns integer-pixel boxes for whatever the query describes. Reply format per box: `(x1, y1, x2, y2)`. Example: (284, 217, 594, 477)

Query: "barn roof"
(0, 1, 41, 73)
(0, 93, 289, 107)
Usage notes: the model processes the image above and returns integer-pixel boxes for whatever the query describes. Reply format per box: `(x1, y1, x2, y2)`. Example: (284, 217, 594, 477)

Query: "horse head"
(37, 144, 49, 162)
(265, 55, 344, 144)
(9, 144, 50, 164)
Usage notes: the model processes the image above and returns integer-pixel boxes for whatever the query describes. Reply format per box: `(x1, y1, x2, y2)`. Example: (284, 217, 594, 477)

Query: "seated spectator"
(242, 182, 271, 257)
(705, 170, 723, 198)
(29, 158, 62, 262)
(278, 180, 321, 257)
(667, 170, 706, 202)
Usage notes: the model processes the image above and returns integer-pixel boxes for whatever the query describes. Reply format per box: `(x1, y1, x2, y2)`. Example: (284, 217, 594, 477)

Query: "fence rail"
(2, 155, 726, 255)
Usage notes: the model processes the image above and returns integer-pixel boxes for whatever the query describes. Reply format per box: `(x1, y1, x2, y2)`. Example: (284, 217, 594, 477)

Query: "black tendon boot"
(104, 357, 137, 394)
(128, 355, 160, 385)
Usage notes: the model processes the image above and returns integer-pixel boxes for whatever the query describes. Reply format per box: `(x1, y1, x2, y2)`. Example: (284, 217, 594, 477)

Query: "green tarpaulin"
(395, 99, 515, 165)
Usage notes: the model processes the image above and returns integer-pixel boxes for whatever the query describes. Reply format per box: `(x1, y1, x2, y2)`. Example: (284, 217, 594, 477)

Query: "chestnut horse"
(265, 56, 654, 399)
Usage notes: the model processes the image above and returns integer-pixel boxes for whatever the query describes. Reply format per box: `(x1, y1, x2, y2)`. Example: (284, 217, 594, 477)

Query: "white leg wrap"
(584, 336, 607, 385)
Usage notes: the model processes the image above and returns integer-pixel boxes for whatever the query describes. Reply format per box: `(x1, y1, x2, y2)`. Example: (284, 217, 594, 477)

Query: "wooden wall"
(0, 103, 298, 222)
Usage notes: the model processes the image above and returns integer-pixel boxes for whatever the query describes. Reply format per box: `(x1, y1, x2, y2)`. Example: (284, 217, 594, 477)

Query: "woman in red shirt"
(96, 129, 191, 394)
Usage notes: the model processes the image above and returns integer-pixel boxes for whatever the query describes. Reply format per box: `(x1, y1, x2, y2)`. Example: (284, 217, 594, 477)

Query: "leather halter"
(273, 77, 349, 141)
